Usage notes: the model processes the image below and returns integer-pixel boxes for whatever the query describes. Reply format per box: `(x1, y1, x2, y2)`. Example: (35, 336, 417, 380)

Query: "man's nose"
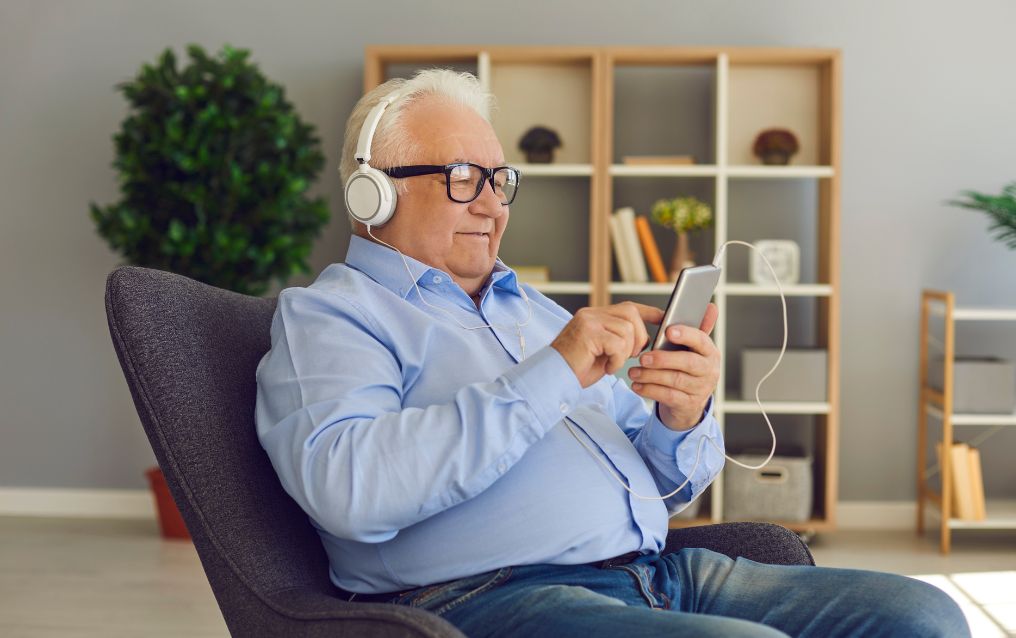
(469, 178, 504, 217)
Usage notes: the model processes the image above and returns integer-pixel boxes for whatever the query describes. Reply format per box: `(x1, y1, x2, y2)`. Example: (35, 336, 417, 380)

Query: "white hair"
(340, 69, 497, 229)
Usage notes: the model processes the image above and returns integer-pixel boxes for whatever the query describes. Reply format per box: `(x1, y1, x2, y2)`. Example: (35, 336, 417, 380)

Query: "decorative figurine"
(752, 128, 800, 165)
(518, 126, 562, 163)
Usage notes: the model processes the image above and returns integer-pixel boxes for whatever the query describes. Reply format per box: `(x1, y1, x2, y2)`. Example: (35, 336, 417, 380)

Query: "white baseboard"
(837, 501, 917, 530)
(0, 489, 917, 530)
(0, 487, 155, 519)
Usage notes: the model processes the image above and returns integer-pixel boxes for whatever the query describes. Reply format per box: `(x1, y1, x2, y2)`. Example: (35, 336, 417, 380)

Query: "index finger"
(624, 302, 664, 325)
(664, 324, 715, 357)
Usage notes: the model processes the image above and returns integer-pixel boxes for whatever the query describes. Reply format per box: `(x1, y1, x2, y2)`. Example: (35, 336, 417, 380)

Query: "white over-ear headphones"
(344, 90, 402, 226)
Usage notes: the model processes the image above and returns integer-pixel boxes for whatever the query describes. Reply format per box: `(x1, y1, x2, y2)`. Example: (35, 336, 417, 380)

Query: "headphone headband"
(355, 90, 402, 166)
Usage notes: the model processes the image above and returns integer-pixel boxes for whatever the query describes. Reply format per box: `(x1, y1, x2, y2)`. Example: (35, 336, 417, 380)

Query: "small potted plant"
(651, 196, 713, 280)
(752, 128, 800, 165)
(518, 126, 562, 163)
(950, 181, 1016, 248)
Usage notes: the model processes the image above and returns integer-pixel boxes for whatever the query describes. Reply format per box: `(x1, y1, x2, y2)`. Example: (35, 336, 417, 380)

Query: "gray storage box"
(723, 453, 813, 522)
(928, 357, 1015, 414)
(741, 349, 827, 402)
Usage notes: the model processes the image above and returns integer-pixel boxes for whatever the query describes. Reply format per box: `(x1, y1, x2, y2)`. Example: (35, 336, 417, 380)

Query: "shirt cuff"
(502, 346, 583, 434)
(646, 395, 715, 457)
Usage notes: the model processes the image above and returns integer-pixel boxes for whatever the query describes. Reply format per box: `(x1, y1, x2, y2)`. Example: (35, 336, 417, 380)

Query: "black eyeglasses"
(382, 163, 520, 205)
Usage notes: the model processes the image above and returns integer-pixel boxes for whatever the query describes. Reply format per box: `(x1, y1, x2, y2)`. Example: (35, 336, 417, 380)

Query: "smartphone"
(652, 265, 722, 351)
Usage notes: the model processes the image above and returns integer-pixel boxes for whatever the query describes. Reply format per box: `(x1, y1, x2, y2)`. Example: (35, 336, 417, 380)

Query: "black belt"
(585, 550, 644, 570)
(345, 551, 645, 604)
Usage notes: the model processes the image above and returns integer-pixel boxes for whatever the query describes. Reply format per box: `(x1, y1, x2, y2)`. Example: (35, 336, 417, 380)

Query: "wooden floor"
(1, 516, 1014, 637)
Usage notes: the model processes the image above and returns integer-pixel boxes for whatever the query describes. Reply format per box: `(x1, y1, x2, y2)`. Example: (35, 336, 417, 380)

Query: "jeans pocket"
(398, 567, 513, 617)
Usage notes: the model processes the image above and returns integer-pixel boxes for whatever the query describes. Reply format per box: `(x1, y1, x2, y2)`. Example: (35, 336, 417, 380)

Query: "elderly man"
(256, 70, 966, 638)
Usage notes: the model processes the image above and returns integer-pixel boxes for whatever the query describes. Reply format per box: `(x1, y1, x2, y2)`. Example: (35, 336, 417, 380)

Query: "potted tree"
(91, 44, 329, 538)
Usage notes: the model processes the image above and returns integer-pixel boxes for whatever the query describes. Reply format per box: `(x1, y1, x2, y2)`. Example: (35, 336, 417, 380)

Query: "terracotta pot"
(525, 148, 554, 164)
(669, 231, 695, 281)
(760, 150, 792, 165)
(145, 467, 191, 540)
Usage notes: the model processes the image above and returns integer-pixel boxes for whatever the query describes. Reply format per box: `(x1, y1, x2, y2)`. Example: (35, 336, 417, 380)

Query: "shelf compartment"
(486, 61, 593, 166)
(612, 64, 716, 165)
(925, 404, 1016, 426)
(727, 64, 821, 167)
(517, 163, 593, 176)
(722, 399, 831, 415)
(727, 166, 834, 179)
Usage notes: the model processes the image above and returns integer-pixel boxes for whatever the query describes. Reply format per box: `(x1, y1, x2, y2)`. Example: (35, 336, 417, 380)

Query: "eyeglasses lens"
(447, 165, 518, 204)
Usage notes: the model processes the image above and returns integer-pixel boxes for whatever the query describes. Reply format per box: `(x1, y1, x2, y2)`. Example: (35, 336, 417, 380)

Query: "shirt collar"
(343, 235, 522, 299)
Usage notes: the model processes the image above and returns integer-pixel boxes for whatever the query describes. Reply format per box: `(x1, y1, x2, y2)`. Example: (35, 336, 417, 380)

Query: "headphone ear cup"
(345, 168, 397, 226)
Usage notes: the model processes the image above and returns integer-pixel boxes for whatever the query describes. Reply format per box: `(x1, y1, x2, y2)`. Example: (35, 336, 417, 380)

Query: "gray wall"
(2, 0, 1015, 499)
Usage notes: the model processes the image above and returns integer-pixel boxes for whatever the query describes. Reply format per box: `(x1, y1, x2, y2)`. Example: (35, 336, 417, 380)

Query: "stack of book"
(936, 441, 987, 521)
(609, 207, 669, 284)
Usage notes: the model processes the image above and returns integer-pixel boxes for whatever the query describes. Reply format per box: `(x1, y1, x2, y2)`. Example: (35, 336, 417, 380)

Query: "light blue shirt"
(255, 235, 724, 594)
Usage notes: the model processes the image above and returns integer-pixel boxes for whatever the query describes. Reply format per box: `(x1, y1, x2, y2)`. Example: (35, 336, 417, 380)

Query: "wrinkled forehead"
(402, 96, 503, 165)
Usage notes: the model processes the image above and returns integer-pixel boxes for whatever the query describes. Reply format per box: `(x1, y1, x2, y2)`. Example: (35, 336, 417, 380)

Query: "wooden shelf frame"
(918, 289, 1016, 553)
(363, 45, 841, 535)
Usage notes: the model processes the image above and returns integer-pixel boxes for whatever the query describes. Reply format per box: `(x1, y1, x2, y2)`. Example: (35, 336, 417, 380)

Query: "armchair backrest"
(105, 266, 337, 612)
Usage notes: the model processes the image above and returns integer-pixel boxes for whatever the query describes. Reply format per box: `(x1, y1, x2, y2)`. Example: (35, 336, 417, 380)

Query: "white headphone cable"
(367, 225, 533, 359)
(563, 240, 788, 502)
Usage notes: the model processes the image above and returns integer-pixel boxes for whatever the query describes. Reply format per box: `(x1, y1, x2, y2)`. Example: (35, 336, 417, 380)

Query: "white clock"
(750, 240, 800, 285)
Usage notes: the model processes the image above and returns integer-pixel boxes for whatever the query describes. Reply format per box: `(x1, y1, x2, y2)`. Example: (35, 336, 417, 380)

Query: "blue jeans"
(390, 549, 969, 637)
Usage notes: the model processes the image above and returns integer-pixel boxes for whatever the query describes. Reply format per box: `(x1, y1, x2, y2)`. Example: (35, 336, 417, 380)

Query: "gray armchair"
(104, 266, 813, 638)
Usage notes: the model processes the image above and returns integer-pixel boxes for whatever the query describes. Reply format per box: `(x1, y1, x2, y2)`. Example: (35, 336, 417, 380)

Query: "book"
(635, 216, 668, 284)
(613, 207, 648, 283)
(968, 447, 986, 521)
(935, 441, 977, 521)
(511, 266, 550, 284)
(609, 213, 634, 283)
(622, 155, 696, 165)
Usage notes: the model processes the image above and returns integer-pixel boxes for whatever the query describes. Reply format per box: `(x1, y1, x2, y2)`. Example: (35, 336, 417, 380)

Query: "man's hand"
(550, 302, 663, 389)
(629, 303, 720, 432)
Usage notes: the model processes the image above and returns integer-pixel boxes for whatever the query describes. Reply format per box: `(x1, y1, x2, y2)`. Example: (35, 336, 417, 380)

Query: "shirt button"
(498, 462, 506, 473)
(432, 275, 443, 283)
(559, 403, 569, 413)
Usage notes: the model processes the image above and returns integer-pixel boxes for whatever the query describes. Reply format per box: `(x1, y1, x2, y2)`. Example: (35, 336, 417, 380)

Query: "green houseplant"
(651, 196, 713, 280)
(950, 181, 1016, 249)
(91, 44, 329, 296)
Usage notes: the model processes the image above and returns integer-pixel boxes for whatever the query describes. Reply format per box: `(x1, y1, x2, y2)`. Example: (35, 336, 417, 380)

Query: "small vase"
(669, 231, 695, 281)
